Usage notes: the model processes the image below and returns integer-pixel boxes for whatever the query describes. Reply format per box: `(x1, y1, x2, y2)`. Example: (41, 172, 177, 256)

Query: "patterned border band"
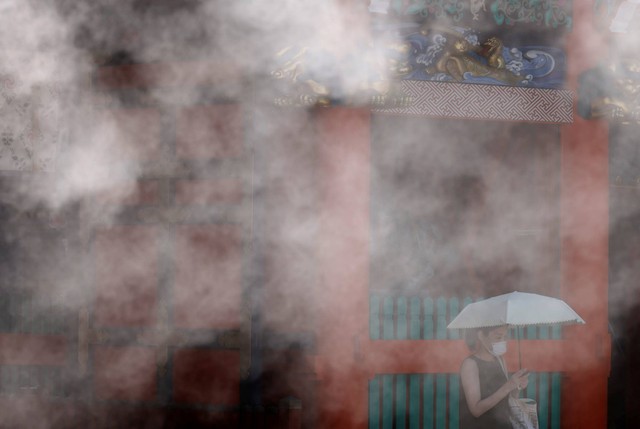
(374, 80, 574, 124)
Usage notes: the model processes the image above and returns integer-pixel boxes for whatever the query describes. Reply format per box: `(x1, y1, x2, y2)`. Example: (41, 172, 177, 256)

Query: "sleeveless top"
(459, 355, 511, 429)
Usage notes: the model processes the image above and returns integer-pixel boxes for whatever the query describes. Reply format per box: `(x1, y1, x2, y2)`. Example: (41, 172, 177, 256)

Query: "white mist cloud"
(0, 1, 84, 92)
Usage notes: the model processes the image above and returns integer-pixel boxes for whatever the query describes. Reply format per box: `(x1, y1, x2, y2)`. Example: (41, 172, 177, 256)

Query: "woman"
(459, 325, 529, 429)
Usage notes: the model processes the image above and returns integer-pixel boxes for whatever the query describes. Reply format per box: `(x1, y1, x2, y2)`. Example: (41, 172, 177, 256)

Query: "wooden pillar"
(315, 107, 371, 428)
(560, 3, 611, 428)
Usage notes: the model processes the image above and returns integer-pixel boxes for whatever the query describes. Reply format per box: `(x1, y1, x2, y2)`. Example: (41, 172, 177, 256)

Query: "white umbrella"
(447, 291, 585, 329)
(447, 291, 585, 368)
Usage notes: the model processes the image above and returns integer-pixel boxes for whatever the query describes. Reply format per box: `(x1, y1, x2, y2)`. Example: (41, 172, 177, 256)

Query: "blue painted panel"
(539, 326, 550, 339)
(0, 296, 10, 331)
(396, 374, 407, 429)
(410, 297, 421, 340)
(370, 377, 380, 429)
(449, 374, 460, 429)
(462, 296, 473, 311)
(0, 366, 15, 393)
(527, 324, 536, 339)
(551, 372, 561, 429)
(409, 374, 421, 429)
(526, 372, 537, 402)
(448, 298, 459, 339)
(424, 298, 434, 340)
(20, 299, 31, 333)
(371, 295, 381, 340)
(382, 375, 394, 429)
(50, 368, 64, 397)
(538, 372, 550, 429)
(435, 374, 447, 429)
(7, 294, 18, 332)
(397, 297, 408, 340)
(383, 297, 395, 340)
(424, 374, 434, 429)
(436, 298, 448, 340)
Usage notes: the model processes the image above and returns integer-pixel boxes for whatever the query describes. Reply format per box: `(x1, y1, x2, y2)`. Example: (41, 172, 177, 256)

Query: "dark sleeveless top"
(459, 355, 511, 429)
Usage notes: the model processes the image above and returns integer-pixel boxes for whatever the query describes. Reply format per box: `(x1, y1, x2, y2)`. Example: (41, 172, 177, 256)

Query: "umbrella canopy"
(447, 291, 585, 329)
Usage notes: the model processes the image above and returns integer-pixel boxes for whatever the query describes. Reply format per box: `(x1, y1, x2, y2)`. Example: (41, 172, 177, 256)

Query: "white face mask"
(490, 340, 507, 356)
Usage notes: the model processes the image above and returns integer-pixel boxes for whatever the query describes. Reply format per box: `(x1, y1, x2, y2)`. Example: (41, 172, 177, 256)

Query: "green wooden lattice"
(369, 372, 562, 429)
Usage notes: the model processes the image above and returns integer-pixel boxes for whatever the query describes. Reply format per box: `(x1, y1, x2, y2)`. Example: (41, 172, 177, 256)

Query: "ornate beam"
(270, 25, 572, 123)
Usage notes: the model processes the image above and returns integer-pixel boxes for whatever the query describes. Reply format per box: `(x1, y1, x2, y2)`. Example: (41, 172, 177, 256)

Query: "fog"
(0, 0, 637, 428)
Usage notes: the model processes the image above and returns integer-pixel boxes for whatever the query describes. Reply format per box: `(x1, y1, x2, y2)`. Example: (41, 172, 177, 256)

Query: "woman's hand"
(509, 368, 530, 391)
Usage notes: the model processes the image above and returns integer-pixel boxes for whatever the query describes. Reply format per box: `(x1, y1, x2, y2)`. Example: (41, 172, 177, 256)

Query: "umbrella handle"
(517, 327, 522, 370)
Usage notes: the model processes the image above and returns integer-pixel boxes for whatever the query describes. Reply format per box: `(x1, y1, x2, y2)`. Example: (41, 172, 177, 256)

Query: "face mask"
(490, 340, 507, 356)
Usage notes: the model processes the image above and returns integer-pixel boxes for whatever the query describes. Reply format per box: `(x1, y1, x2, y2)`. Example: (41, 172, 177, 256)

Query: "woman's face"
(479, 325, 508, 351)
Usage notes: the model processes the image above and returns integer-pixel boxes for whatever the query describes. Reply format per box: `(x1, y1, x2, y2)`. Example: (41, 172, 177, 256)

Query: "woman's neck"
(473, 347, 496, 362)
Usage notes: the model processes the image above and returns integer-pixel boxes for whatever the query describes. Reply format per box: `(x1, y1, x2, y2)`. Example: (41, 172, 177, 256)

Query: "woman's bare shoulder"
(460, 356, 479, 373)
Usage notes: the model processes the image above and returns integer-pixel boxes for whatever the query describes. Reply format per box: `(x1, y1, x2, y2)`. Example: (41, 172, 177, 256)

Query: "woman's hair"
(464, 327, 495, 351)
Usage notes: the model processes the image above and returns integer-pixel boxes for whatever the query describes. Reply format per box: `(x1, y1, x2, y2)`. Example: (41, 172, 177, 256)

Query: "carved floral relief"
(379, 0, 572, 28)
(0, 76, 64, 172)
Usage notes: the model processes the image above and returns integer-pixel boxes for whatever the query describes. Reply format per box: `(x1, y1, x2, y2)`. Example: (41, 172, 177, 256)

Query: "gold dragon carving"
(270, 44, 412, 107)
(587, 60, 640, 123)
(421, 26, 522, 85)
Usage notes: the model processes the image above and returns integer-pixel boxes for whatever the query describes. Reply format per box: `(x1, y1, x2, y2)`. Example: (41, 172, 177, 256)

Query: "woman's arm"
(460, 358, 527, 418)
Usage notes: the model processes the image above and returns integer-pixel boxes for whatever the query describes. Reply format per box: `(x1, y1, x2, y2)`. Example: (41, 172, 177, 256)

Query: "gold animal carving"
(271, 46, 334, 107)
(587, 60, 640, 123)
(271, 44, 412, 107)
(422, 26, 522, 85)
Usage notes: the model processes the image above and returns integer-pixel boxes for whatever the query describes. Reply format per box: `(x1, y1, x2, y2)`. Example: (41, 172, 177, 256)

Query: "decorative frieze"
(271, 26, 566, 108)
(374, 80, 573, 123)
(397, 26, 565, 88)
(269, 6, 570, 117)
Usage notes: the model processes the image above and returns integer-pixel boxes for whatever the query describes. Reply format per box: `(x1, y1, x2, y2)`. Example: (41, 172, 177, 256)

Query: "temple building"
(0, 0, 638, 428)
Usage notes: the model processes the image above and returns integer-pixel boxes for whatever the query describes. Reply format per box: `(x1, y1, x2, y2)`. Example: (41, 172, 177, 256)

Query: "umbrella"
(447, 291, 585, 367)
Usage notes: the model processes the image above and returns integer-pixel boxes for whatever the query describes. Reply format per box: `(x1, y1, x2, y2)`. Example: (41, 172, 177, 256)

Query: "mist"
(0, 0, 637, 428)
